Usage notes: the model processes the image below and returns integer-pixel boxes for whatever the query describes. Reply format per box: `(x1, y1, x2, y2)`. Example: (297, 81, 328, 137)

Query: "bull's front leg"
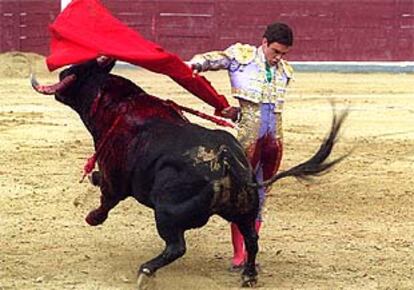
(88, 170, 102, 187)
(85, 184, 122, 226)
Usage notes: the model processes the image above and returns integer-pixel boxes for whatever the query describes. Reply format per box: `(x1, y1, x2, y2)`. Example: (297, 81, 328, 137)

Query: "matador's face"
(262, 38, 290, 67)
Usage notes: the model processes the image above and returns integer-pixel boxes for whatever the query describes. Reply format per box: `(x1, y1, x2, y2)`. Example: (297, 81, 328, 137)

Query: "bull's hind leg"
(236, 220, 259, 287)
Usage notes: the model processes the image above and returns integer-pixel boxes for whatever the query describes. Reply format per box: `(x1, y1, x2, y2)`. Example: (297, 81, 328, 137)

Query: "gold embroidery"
(229, 43, 256, 65)
(281, 59, 294, 79)
(237, 101, 284, 145)
(237, 101, 262, 149)
(189, 51, 230, 71)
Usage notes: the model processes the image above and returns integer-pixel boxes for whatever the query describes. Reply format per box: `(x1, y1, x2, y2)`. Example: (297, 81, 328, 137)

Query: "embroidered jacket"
(187, 43, 293, 113)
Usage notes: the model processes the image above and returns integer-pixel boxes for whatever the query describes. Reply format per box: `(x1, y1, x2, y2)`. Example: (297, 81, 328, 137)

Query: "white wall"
(61, 0, 71, 11)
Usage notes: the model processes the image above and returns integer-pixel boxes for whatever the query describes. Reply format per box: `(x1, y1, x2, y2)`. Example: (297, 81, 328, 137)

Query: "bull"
(31, 59, 347, 288)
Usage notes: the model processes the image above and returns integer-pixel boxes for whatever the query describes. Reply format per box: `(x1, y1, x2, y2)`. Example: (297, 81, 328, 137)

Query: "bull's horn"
(30, 74, 77, 95)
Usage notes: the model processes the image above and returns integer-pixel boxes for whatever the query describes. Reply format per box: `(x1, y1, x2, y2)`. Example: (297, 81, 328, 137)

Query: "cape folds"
(47, 0, 230, 111)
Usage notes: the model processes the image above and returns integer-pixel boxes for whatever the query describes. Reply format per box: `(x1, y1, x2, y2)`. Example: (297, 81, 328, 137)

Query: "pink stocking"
(230, 223, 245, 266)
(231, 221, 262, 266)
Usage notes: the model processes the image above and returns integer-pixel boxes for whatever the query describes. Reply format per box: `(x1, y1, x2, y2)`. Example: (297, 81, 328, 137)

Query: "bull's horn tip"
(30, 73, 39, 88)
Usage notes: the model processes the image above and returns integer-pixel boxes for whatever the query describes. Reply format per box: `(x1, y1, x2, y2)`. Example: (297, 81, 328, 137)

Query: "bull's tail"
(249, 109, 349, 188)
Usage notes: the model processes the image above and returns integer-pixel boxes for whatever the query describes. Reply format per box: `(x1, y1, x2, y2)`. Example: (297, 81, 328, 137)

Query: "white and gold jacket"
(187, 43, 293, 113)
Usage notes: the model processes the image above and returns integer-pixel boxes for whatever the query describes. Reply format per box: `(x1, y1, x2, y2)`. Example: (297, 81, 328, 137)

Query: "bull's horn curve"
(30, 74, 77, 95)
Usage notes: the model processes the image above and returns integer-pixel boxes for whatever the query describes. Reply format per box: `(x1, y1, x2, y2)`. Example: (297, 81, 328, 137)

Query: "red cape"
(47, 0, 229, 111)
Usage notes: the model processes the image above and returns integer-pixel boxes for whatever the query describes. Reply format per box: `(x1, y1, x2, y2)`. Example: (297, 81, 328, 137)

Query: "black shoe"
(228, 262, 261, 273)
(228, 263, 244, 272)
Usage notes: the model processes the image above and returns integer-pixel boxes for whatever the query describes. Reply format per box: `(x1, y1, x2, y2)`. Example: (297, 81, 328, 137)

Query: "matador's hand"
(216, 106, 241, 123)
(184, 62, 202, 75)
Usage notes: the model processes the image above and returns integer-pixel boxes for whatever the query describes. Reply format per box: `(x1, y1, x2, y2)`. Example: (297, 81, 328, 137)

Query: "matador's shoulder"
(225, 43, 257, 65)
(281, 59, 294, 78)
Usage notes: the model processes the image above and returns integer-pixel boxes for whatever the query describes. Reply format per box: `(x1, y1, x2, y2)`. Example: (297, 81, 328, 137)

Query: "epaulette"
(281, 59, 294, 79)
(227, 43, 256, 65)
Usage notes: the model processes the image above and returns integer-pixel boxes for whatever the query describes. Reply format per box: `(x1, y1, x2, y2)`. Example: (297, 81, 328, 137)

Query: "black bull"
(32, 59, 347, 287)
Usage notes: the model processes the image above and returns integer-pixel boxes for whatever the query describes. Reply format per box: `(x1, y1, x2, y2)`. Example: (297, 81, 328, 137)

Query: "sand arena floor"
(0, 53, 414, 289)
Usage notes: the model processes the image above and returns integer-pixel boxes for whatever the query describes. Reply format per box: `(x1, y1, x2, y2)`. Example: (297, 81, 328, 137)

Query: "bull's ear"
(104, 59, 116, 73)
(97, 56, 116, 73)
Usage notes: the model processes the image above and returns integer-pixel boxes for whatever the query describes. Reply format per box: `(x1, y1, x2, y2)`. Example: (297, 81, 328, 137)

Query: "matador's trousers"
(237, 100, 283, 221)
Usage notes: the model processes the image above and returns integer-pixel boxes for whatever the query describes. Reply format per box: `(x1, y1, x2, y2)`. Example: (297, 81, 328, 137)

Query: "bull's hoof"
(241, 275, 258, 288)
(137, 268, 156, 290)
(88, 171, 102, 187)
(85, 209, 107, 226)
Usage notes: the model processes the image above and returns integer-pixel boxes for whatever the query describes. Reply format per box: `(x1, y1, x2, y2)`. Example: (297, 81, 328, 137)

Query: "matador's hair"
(263, 22, 294, 46)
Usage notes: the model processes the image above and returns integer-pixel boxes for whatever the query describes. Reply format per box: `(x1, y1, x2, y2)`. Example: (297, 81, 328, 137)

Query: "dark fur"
(54, 60, 260, 286)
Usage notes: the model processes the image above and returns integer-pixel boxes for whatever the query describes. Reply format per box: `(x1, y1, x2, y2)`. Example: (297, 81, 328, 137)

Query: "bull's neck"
(78, 93, 121, 145)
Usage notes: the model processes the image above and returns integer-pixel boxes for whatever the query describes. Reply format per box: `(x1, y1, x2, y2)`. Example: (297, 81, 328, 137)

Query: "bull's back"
(128, 119, 248, 182)
(139, 119, 244, 160)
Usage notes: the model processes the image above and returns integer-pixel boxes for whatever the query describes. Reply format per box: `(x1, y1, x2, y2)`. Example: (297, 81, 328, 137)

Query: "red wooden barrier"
(0, 0, 60, 55)
(1, 0, 413, 61)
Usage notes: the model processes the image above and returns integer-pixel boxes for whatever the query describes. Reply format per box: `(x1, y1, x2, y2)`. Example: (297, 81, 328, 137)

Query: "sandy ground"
(1, 54, 414, 289)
